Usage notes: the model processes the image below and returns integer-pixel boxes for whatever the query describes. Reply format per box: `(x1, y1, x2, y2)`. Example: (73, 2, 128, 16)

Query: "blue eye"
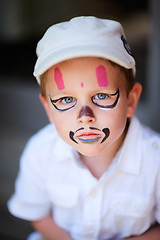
(91, 89, 120, 109)
(94, 93, 107, 100)
(49, 95, 77, 111)
(61, 97, 74, 104)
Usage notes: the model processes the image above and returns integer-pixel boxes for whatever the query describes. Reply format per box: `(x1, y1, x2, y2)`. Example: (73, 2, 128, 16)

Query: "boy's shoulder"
(139, 119, 160, 160)
(28, 123, 58, 147)
(142, 122, 160, 148)
(18, 124, 74, 181)
(119, 117, 160, 175)
(129, 116, 160, 145)
(123, 117, 160, 161)
(23, 124, 67, 158)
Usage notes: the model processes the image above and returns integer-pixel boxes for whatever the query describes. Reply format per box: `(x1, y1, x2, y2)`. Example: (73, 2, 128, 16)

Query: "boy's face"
(42, 58, 139, 156)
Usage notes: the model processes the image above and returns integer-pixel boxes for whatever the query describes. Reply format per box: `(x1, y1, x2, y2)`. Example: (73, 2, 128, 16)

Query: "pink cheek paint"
(96, 65, 108, 87)
(54, 67, 65, 90)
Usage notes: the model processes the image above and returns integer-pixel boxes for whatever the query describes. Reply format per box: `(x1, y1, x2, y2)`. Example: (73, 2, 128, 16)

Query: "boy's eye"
(61, 97, 74, 104)
(49, 96, 77, 111)
(92, 89, 120, 109)
(94, 93, 107, 100)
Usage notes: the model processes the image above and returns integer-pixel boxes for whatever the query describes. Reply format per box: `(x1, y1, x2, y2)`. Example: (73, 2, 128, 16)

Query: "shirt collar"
(118, 116, 143, 175)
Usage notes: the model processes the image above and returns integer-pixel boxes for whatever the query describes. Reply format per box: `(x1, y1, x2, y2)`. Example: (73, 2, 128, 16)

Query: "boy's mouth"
(69, 127, 110, 144)
(77, 133, 102, 144)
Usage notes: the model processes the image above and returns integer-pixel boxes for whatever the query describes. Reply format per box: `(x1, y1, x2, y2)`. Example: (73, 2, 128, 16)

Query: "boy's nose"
(77, 105, 96, 123)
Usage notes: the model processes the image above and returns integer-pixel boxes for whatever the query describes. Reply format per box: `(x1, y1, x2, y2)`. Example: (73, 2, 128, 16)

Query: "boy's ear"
(39, 94, 53, 123)
(127, 82, 142, 117)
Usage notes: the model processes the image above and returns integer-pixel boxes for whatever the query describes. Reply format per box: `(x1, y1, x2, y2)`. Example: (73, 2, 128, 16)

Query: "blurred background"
(0, 0, 160, 239)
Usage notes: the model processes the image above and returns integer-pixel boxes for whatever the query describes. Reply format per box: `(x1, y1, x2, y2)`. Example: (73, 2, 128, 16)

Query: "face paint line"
(78, 136, 101, 144)
(99, 97, 120, 111)
(101, 128, 110, 143)
(75, 127, 84, 133)
(92, 88, 120, 110)
(96, 65, 108, 87)
(54, 67, 65, 90)
(89, 127, 101, 131)
(49, 95, 77, 112)
(69, 131, 78, 144)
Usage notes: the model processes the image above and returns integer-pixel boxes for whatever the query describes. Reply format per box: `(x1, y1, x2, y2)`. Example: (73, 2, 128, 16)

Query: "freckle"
(81, 82, 84, 88)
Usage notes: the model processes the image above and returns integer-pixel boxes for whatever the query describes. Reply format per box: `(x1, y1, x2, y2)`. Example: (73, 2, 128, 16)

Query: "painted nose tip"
(77, 105, 96, 123)
(78, 115, 95, 124)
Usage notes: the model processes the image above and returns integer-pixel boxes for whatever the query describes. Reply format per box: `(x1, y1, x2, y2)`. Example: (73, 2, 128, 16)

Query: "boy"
(8, 16, 160, 240)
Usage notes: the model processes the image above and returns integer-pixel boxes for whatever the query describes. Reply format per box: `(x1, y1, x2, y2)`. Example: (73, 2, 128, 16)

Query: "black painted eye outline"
(91, 88, 120, 109)
(49, 88, 120, 112)
(49, 95, 77, 112)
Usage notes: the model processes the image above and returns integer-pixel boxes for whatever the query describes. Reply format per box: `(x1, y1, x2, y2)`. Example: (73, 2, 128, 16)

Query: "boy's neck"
(79, 120, 129, 179)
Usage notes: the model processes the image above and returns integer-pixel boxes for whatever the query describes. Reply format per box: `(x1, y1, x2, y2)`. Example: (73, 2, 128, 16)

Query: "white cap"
(34, 16, 136, 84)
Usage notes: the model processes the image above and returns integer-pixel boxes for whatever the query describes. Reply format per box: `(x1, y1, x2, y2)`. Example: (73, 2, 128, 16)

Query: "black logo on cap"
(121, 35, 133, 56)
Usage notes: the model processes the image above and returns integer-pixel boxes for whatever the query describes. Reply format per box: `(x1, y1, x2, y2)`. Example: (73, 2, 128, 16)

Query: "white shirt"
(8, 116, 160, 240)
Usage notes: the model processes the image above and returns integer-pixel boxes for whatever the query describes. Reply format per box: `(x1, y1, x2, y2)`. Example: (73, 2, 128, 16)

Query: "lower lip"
(77, 136, 101, 144)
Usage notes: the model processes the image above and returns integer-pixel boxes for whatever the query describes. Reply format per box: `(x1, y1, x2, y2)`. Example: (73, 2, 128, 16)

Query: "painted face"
(45, 58, 130, 156)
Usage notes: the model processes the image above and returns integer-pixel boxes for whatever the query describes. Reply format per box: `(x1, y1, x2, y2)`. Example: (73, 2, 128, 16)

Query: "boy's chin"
(75, 144, 105, 157)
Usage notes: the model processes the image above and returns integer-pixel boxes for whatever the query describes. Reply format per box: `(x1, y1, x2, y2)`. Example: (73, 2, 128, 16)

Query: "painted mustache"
(69, 127, 110, 144)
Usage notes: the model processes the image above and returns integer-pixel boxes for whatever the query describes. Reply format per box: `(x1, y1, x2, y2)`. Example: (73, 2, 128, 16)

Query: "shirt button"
(90, 190, 97, 198)
(152, 142, 159, 149)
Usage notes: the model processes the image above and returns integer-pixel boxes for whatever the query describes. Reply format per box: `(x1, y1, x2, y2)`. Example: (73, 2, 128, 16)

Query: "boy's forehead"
(54, 57, 109, 67)
(46, 57, 124, 91)
(49, 57, 111, 78)
(53, 64, 109, 90)
(51, 58, 110, 88)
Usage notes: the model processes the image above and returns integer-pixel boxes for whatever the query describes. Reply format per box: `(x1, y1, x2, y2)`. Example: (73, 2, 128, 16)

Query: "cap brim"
(34, 43, 136, 84)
